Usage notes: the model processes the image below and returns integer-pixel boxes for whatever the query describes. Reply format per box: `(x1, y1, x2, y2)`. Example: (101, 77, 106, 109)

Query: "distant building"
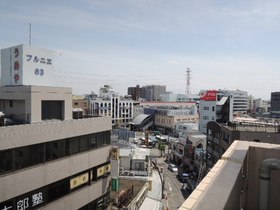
(154, 106, 198, 134)
(270, 92, 280, 118)
(160, 92, 200, 102)
(127, 85, 143, 101)
(219, 89, 248, 114)
(72, 95, 89, 116)
(142, 85, 166, 101)
(89, 85, 134, 127)
(199, 90, 233, 134)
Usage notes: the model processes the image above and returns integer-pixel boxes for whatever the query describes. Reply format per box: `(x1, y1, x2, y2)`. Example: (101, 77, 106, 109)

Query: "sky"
(0, 0, 280, 100)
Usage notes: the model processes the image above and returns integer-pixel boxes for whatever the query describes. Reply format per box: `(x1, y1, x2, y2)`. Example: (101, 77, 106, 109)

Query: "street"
(150, 148, 194, 210)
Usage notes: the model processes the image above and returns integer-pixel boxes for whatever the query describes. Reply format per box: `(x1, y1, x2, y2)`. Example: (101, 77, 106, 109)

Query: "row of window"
(203, 106, 215, 111)
(0, 162, 110, 210)
(0, 131, 111, 175)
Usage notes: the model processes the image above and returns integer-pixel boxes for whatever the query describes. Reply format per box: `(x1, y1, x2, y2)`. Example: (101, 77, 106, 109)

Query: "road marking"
(168, 182, 172, 191)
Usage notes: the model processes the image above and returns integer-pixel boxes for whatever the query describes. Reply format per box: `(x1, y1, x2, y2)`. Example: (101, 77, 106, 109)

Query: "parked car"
(180, 173, 189, 183)
(168, 164, 178, 173)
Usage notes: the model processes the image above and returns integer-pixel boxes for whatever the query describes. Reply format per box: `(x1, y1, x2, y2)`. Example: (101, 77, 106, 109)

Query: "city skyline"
(1, 0, 280, 100)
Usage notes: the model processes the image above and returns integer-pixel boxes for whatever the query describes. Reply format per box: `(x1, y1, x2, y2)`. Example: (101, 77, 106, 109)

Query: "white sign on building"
(1, 44, 54, 86)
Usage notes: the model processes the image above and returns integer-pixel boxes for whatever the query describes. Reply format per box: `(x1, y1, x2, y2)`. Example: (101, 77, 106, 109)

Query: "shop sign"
(70, 172, 89, 190)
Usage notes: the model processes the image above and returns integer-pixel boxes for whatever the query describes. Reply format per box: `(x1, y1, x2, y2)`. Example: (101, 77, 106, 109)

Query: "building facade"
(142, 85, 166, 101)
(270, 92, 280, 118)
(206, 121, 280, 168)
(0, 44, 112, 210)
(127, 85, 143, 101)
(89, 86, 134, 127)
(155, 106, 199, 133)
(199, 90, 233, 134)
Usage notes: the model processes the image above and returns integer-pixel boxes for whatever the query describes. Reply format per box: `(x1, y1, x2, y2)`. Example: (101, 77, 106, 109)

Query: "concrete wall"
(0, 86, 72, 123)
(247, 146, 280, 210)
(0, 116, 112, 150)
(43, 177, 110, 210)
(0, 146, 111, 202)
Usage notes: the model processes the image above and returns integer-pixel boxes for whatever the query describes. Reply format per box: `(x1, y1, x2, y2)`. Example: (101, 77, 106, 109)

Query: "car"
(168, 164, 178, 173)
(180, 173, 189, 182)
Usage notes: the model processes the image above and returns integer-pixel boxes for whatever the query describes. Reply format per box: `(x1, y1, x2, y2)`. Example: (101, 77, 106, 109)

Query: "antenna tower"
(185, 68, 191, 95)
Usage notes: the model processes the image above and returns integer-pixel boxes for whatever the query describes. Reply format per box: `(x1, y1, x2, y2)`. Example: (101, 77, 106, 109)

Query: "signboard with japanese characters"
(97, 166, 105, 178)
(0, 44, 54, 86)
(0, 190, 45, 210)
(70, 172, 89, 190)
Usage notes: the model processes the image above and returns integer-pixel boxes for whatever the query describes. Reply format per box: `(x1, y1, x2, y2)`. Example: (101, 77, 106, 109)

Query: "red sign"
(200, 90, 217, 101)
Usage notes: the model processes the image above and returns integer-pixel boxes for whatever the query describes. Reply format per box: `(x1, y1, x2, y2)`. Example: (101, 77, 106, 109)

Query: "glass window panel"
(0, 149, 14, 174)
(70, 137, 80, 154)
(80, 135, 89, 152)
(46, 139, 69, 161)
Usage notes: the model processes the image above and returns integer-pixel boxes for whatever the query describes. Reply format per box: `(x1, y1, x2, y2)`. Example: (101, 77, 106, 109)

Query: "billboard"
(200, 90, 217, 101)
(1, 44, 54, 86)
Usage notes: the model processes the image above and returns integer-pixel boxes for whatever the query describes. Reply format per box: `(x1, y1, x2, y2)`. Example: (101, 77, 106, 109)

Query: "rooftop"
(179, 140, 280, 210)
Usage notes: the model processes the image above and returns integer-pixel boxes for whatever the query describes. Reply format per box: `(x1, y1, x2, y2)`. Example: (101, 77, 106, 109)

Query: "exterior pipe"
(259, 158, 280, 210)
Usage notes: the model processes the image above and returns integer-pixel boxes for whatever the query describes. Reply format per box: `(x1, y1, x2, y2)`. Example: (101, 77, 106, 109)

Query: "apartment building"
(0, 44, 112, 210)
(206, 120, 280, 168)
(154, 106, 198, 133)
(89, 85, 134, 127)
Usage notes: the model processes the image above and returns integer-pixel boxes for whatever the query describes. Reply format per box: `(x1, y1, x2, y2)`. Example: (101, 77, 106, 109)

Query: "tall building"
(142, 85, 166, 101)
(219, 89, 248, 114)
(199, 90, 233, 134)
(89, 85, 134, 127)
(270, 92, 280, 118)
(0, 44, 111, 210)
(127, 85, 143, 101)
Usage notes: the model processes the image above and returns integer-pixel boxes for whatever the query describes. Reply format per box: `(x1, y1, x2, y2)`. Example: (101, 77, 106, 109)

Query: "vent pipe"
(259, 158, 280, 210)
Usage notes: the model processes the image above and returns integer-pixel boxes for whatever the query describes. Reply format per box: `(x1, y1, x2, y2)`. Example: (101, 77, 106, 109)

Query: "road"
(149, 147, 193, 210)
(158, 160, 192, 210)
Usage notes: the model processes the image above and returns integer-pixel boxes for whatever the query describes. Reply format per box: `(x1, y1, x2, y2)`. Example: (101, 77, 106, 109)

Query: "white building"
(89, 85, 134, 127)
(199, 90, 233, 134)
(219, 89, 248, 114)
(0, 44, 111, 210)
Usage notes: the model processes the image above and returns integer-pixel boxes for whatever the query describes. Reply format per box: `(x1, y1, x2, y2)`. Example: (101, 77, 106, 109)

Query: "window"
(203, 116, 209, 120)
(9, 100, 13, 108)
(96, 132, 105, 147)
(135, 162, 144, 171)
(70, 137, 80, 155)
(15, 144, 45, 169)
(0, 150, 14, 174)
(46, 139, 69, 161)
(212, 106, 215, 112)
(80, 135, 89, 152)
(203, 106, 209, 110)
(89, 134, 97, 148)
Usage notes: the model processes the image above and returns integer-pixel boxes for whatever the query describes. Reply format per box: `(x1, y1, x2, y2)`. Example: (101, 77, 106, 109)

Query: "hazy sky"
(1, 0, 280, 99)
